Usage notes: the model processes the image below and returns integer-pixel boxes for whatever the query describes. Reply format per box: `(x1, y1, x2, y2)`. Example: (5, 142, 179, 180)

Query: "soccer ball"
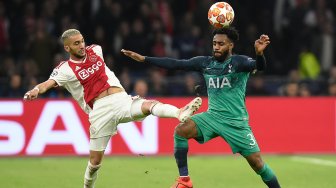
(208, 2, 235, 28)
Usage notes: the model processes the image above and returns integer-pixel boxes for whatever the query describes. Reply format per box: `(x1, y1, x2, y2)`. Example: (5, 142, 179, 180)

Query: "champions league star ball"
(208, 2, 235, 28)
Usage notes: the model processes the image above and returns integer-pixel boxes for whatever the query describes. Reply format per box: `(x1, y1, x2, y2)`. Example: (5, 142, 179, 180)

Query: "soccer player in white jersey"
(23, 29, 202, 188)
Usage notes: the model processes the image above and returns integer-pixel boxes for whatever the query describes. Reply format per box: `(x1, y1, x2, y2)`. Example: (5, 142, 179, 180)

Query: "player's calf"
(84, 161, 101, 188)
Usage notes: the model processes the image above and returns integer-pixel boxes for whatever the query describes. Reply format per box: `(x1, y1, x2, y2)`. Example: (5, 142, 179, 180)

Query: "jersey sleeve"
(144, 56, 208, 71)
(236, 55, 266, 72)
(48, 63, 69, 87)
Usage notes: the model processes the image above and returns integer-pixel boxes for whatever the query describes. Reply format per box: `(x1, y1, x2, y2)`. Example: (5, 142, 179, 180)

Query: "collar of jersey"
(215, 56, 232, 65)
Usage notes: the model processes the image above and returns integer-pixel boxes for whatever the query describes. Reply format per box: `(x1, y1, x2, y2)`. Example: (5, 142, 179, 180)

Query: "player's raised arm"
(254, 34, 270, 55)
(254, 34, 270, 71)
(121, 49, 145, 62)
(23, 79, 57, 100)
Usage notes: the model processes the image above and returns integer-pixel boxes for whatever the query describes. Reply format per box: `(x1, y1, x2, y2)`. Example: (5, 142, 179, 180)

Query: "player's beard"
(71, 49, 86, 60)
(213, 50, 229, 62)
(73, 52, 85, 59)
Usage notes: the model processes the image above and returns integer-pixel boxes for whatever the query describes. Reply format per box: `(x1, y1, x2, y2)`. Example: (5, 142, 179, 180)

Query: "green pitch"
(1, 155, 335, 188)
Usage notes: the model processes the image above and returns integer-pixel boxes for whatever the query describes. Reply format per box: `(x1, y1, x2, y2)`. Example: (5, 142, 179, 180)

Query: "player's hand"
(255, 34, 270, 55)
(23, 88, 39, 101)
(121, 49, 145, 62)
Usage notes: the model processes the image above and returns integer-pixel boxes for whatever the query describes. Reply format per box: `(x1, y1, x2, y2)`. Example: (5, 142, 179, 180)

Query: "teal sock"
(174, 134, 189, 148)
(174, 134, 189, 176)
(257, 164, 281, 188)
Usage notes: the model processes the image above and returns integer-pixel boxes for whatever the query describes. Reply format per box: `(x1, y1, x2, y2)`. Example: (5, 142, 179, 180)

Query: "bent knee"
(247, 154, 264, 172)
(174, 120, 197, 139)
(90, 158, 102, 166)
(142, 100, 160, 114)
(89, 151, 104, 165)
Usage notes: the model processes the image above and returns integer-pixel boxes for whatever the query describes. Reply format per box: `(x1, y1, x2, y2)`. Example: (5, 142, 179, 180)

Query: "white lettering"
(0, 102, 24, 155)
(78, 61, 103, 80)
(26, 101, 89, 155)
(220, 77, 231, 88)
(208, 77, 231, 88)
(0, 121, 25, 155)
(87, 67, 94, 74)
(0, 101, 23, 115)
(79, 69, 89, 79)
(92, 64, 98, 70)
(209, 78, 216, 88)
(117, 115, 158, 154)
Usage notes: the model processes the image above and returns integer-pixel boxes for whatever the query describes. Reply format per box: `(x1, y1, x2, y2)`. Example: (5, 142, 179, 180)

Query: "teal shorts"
(191, 111, 260, 157)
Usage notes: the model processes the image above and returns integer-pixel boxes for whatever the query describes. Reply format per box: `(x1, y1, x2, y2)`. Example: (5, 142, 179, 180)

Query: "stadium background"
(0, 0, 336, 187)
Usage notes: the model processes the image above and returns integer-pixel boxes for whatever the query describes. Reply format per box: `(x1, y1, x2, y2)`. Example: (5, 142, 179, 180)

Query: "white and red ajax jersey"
(49, 45, 123, 114)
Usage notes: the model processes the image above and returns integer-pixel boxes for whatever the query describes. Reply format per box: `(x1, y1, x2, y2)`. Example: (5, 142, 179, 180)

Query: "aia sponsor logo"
(78, 61, 103, 80)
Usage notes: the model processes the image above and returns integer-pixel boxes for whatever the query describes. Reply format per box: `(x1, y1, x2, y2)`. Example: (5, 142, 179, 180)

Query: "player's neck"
(225, 54, 232, 61)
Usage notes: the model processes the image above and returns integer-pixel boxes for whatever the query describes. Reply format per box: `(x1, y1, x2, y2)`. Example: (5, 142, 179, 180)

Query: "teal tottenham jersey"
(145, 55, 261, 121)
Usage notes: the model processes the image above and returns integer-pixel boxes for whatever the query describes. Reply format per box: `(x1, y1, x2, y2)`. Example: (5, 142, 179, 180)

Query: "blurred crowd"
(0, 0, 335, 98)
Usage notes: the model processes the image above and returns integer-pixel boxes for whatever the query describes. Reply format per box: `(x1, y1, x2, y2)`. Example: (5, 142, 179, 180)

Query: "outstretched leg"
(137, 97, 202, 122)
(245, 152, 281, 188)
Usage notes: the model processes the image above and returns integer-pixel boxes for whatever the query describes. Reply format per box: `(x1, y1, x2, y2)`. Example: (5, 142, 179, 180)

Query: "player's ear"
(64, 45, 70, 52)
(229, 42, 234, 49)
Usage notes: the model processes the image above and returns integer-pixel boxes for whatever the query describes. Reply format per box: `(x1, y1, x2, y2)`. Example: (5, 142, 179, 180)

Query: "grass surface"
(1, 155, 335, 188)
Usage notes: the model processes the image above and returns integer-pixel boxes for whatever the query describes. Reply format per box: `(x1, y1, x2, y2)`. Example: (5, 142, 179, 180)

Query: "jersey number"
(247, 133, 256, 146)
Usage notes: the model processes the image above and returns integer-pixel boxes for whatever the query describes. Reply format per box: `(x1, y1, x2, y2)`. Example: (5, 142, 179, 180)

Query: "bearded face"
(212, 34, 233, 62)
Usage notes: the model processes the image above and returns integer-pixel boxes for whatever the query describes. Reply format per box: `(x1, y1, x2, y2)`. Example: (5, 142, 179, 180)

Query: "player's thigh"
(89, 92, 132, 138)
(126, 96, 155, 121)
(190, 112, 219, 143)
(90, 135, 111, 151)
(219, 123, 260, 157)
(89, 136, 111, 164)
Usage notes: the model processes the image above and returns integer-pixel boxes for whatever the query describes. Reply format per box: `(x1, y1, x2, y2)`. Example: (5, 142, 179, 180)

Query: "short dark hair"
(212, 27, 239, 43)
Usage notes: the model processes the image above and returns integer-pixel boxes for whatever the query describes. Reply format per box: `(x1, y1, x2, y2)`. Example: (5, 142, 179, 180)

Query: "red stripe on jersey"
(86, 44, 97, 51)
(68, 48, 111, 108)
(55, 61, 66, 69)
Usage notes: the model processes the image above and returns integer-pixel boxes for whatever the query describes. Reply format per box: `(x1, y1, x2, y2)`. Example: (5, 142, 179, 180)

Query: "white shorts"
(90, 136, 111, 151)
(88, 92, 146, 139)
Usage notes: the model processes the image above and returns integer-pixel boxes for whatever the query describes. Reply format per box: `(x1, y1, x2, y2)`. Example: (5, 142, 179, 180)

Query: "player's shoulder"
(50, 61, 70, 78)
(86, 44, 102, 53)
(190, 56, 212, 62)
(232, 54, 254, 63)
(54, 61, 69, 70)
(86, 44, 101, 50)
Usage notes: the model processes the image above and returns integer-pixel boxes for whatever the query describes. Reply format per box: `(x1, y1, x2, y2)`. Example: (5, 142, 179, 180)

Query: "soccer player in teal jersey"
(121, 27, 281, 188)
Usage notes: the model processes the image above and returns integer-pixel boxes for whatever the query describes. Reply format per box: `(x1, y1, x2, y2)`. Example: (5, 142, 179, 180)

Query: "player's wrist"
(33, 87, 40, 93)
(142, 56, 147, 63)
(256, 52, 263, 56)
